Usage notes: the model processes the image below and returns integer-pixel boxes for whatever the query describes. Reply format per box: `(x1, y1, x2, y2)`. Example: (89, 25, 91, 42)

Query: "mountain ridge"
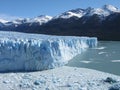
(1, 5, 119, 25)
(0, 5, 120, 41)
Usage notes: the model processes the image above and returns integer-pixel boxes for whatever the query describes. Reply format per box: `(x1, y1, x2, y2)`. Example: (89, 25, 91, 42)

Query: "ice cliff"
(0, 31, 97, 72)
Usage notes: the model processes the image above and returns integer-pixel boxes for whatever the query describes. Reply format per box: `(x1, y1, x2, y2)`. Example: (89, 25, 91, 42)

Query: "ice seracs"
(0, 31, 97, 72)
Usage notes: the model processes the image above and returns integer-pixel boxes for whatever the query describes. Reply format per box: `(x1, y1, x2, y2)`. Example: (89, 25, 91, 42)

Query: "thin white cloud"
(0, 14, 21, 21)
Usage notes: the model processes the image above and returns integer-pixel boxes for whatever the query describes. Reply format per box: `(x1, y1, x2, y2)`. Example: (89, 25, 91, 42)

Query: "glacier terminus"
(0, 31, 97, 72)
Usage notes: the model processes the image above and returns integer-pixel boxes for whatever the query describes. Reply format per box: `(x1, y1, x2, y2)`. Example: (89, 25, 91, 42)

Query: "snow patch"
(55, 11, 84, 19)
(4, 15, 53, 26)
(54, 5, 120, 20)
(103, 5, 118, 12)
(28, 15, 53, 25)
(0, 19, 8, 23)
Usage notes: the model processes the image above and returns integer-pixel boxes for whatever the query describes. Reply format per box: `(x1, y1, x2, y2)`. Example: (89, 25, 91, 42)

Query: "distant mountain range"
(0, 5, 120, 40)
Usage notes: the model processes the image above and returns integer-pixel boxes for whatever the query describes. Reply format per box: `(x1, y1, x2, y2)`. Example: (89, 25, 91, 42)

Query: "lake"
(67, 41, 120, 76)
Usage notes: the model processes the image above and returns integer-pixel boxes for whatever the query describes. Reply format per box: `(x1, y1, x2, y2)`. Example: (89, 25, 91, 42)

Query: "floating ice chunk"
(98, 52, 107, 55)
(80, 61, 92, 64)
(94, 47, 106, 50)
(111, 60, 120, 63)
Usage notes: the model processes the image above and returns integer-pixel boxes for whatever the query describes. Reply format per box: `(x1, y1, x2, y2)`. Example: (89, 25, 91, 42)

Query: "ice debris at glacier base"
(0, 31, 97, 71)
(0, 66, 120, 90)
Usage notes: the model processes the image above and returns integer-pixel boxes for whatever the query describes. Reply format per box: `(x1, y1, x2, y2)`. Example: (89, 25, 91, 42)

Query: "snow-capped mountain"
(3, 15, 52, 26)
(1, 5, 119, 25)
(0, 19, 9, 23)
(0, 5, 120, 40)
(54, 5, 120, 19)
(30, 15, 53, 24)
(0, 5, 119, 26)
(54, 8, 85, 19)
(0, 19, 9, 27)
(102, 5, 119, 12)
(23, 15, 53, 25)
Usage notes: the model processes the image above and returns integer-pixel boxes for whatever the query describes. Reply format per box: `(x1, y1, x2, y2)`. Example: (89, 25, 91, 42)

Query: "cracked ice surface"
(0, 31, 97, 71)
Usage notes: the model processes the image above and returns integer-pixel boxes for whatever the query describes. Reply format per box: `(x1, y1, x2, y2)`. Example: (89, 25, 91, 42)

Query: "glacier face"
(0, 31, 97, 72)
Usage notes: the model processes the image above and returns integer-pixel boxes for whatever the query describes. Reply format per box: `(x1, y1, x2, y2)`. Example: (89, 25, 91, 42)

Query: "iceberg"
(0, 31, 97, 71)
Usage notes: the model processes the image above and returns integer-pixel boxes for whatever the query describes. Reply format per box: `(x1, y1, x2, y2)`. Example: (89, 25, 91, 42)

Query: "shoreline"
(0, 66, 120, 90)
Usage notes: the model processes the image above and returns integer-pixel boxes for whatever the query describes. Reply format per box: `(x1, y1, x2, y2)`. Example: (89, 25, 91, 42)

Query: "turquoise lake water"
(67, 41, 120, 76)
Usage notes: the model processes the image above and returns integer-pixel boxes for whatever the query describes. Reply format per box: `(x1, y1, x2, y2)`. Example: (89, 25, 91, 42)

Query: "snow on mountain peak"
(11, 18, 25, 24)
(0, 19, 9, 23)
(87, 5, 120, 17)
(0, 5, 120, 26)
(54, 9, 85, 19)
(102, 5, 118, 12)
(4, 15, 53, 26)
(85, 7, 102, 15)
(37, 15, 53, 19)
(54, 5, 120, 19)
(58, 12, 83, 19)
(33, 15, 53, 24)
(19, 15, 53, 25)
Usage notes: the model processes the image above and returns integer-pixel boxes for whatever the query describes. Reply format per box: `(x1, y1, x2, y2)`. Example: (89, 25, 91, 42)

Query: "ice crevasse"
(0, 31, 97, 72)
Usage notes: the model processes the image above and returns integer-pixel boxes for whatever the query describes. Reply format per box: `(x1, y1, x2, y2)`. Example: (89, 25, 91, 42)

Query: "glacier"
(0, 31, 97, 72)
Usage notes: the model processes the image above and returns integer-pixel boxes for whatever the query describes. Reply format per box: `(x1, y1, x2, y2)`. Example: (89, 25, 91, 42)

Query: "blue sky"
(0, 0, 120, 20)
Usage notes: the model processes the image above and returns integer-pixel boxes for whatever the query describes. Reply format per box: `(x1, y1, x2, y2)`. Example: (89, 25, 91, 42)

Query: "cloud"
(0, 14, 21, 21)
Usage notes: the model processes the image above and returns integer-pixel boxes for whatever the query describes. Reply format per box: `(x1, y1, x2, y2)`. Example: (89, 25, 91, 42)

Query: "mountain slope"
(0, 5, 120, 40)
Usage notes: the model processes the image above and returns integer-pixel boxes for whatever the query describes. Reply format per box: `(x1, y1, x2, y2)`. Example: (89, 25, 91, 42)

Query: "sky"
(0, 0, 120, 20)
